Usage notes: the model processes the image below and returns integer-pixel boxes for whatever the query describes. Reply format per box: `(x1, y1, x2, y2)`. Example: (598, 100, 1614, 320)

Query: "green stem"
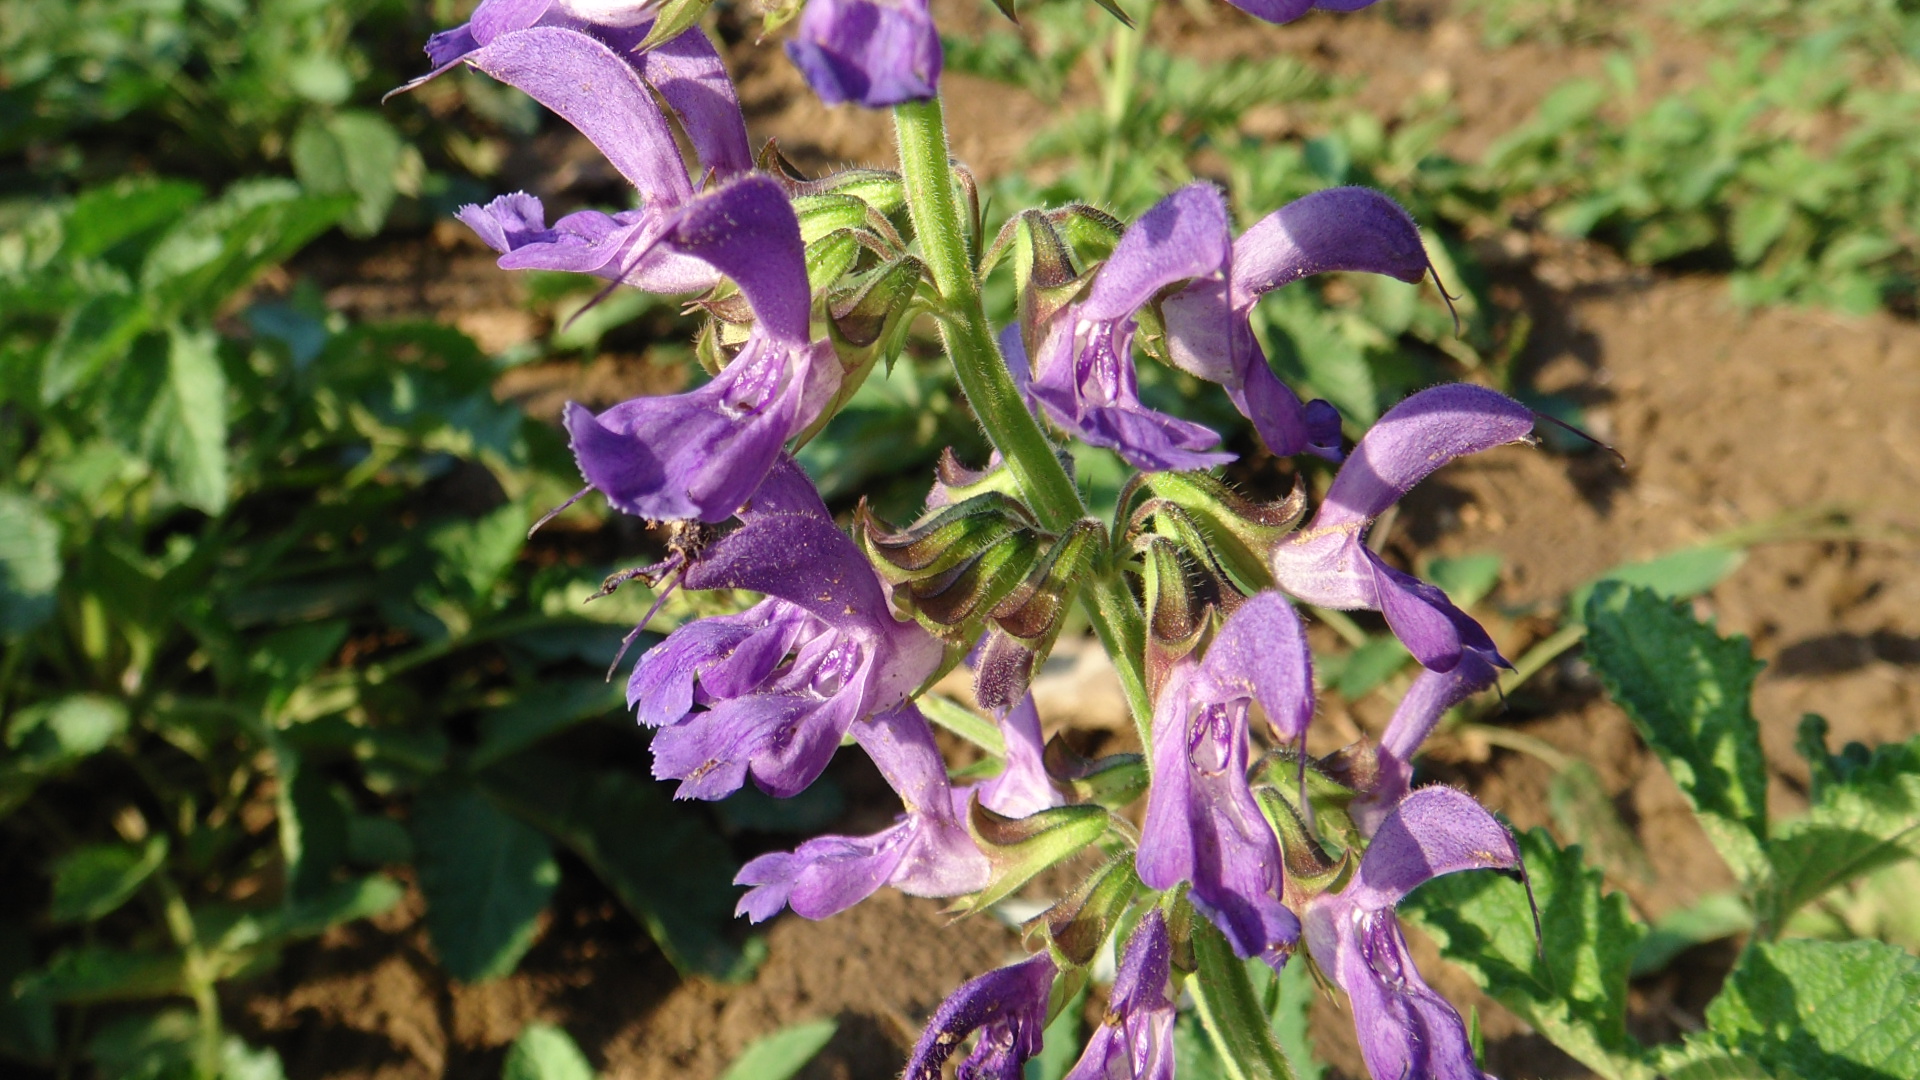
(156, 874, 222, 1080)
(893, 95, 1154, 735)
(1188, 918, 1298, 1080)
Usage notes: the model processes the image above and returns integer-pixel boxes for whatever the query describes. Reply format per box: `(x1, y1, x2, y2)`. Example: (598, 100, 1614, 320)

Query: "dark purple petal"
(463, 201, 718, 294)
(1305, 904, 1490, 1080)
(664, 174, 813, 345)
(457, 193, 551, 254)
(1318, 384, 1536, 529)
(786, 0, 942, 108)
(1137, 665, 1299, 965)
(636, 28, 753, 178)
(1024, 319, 1232, 472)
(626, 608, 773, 725)
(1063, 909, 1176, 1080)
(1351, 651, 1503, 835)
(1348, 786, 1521, 911)
(1079, 184, 1231, 322)
(1226, 188, 1427, 307)
(1197, 592, 1315, 743)
(649, 689, 854, 799)
(471, 0, 555, 43)
(974, 695, 1058, 819)
(467, 26, 694, 205)
(1219, 0, 1316, 21)
(424, 24, 480, 68)
(906, 953, 1056, 1080)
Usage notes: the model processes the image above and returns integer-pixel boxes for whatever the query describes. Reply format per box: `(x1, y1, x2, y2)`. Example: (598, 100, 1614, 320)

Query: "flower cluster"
(406, 0, 1545, 1077)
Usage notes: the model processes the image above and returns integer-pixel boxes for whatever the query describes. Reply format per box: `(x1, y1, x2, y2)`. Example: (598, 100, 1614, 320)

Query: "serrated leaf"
(0, 490, 62, 636)
(717, 1018, 838, 1080)
(1404, 828, 1651, 1080)
(478, 755, 750, 980)
(1549, 761, 1653, 885)
(1698, 939, 1920, 1080)
(1758, 729, 1920, 934)
(1568, 546, 1746, 621)
(290, 110, 404, 237)
(1584, 583, 1770, 884)
(413, 783, 557, 982)
(49, 836, 170, 923)
(1630, 892, 1753, 977)
(504, 1023, 596, 1080)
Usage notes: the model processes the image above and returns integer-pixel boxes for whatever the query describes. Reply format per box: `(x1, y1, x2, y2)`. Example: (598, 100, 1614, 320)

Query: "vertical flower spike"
(1268, 383, 1534, 672)
(629, 459, 945, 800)
(786, 0, 943, 108)
(906, 952, 1057, 1080)
(1304, 787, 1520, 1080)
(1019, 184, 1237, 471)
(563, 175, 840, 523)
(735, 703, 989, 921)
(1349, 652, 1502, 836)
(1062, 908, 1176, 1080)
(1162, 187, 1430, 461)
(1137, 594, 1313, 966)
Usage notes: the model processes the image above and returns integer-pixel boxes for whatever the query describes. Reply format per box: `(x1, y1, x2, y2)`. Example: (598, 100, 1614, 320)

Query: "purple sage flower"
(1350, 652, 1502, 835)
(449, 24, 752, 295)
(630, 458, 944, 799)
(906, 952, 1057, 1080)
(735, 703, 989, 921)
(1137, 593, 1314, 966)
(1303, 786, 1520, 1080)
(1062, 908, 1175, 1080)
(562, 174, 840, 523)
(1162, 187, 1433, 461)
(1223, 0, 1382, 24)
(1007, 185, 1237, 472)
(787, 0, 943, 108)
(1268, 383, 1534, 672)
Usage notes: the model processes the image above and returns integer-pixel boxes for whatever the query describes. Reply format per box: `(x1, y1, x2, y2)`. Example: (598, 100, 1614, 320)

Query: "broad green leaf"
(717, 1019, 839, 1080)
(504, 1023, 596, 1080)
(1584, 583, 1770, 883)
(412, 783, 558, 982)
(24, 945, 189, 1004)
(6, 694, 128, 763)
(257, 875, 404, 945)
(1693, 939, 1920, 1080)
(1404, 828, 1651, 1080)
(141, 180, 347, 317)
(471, 678, 624, 769)
(1424, 552, 1503, 609)
(87, 1009, 287, 1080)
(0, 490, 62, 635)
(1757, 722, 1920, 934)
(290, 110, 404, 237)
(42, 289, 148, 403)
(49, 836, 170, 923)
(272, 742, 350, 902)
(1548, 761, 1653, 885)
(61, 180, 205, 261)
(429, 502, 527, 604)
(479, 755, 750, 980)
(152, 326, 229, 513)
(1568, 546, 1747, 622)
(1336, 635, 1411, 700)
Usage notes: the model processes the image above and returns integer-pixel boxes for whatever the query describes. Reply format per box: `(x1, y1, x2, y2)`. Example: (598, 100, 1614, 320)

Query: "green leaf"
(6, 694, 128, 765)
(1336, 635, 1412, 701)
(1631, 892, 1753, 977)
(49, 836, 170, 923)
(42, 289, 149, 403)
(0, 490, 62, 635)
(24, 945, 188, 1004)
(504, 1023, 596, 1080)
(478, 755, 750, 980)
(1424, 552, 1503, 609)
(1568, 546, 1747, 622)
(1404, 828, 1651, 1080)
(152, 326, 230, 513)
(1548, 761, 1653, 885)
(412, 782, 558, 982)
(1757, 724, 1920, 934)
(272, 742, 350, 902)
(429, 502, 527, 604)
(141, 180, 347, 317)
(471, 678, 624, 769)
(716, 1019, 839, 1080)
(290, 110, 405, 237)
(1583, 583, 1771, 883)
(61, 180, 205, 261)
(1694, 939, 1920, 1080)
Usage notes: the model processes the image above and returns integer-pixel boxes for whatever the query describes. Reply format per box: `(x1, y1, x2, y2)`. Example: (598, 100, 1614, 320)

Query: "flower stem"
(893, 95, 1154, 731)
(1189, 919, 1299, 1080)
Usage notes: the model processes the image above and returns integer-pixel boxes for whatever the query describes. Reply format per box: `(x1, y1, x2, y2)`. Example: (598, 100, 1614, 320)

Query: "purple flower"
(630, 458, 944, 799)
(1350, 652, 1502, 836)
(786, 0, 943, 108)
(906, 952, 1057, 1080)
(974, 693, 1058, 818)
(1268, 383, 1534, 672)
(403, 1, 752, 180)
(1303, 786, 1520, 1080)
(1137, 593, 1313, 966)
(1008, 185, 1237, 472)
(1062, 908, 1175, 1080)
(446, 24, 752, 295)
(561, 174, 840, 523)
(1162, 187, 1433, 461)
(735, 703, 989, 921)
(1222, 0, 1381, 24)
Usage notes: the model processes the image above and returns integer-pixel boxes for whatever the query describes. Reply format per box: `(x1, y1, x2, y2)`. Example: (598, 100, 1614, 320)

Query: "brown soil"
(249, 2, 1920, 1078)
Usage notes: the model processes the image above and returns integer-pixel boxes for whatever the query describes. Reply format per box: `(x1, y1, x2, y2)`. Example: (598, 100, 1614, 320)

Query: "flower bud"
(950, 796, 1112, 915)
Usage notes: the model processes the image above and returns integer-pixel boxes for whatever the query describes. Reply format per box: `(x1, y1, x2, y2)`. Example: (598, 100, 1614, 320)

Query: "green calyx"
(951, 798, 1113, 916)
(1042, 734, 1149, 809)
(1037, 853, 1140, 967)
(1129, 472, 1309, 596)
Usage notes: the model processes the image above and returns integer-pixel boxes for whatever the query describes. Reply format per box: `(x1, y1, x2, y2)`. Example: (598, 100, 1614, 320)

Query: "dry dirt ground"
(255, 2, 1920, 1077)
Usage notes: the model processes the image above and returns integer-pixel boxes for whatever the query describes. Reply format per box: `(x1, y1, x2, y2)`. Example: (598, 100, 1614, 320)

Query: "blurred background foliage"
(3, 0, 1919, 1076)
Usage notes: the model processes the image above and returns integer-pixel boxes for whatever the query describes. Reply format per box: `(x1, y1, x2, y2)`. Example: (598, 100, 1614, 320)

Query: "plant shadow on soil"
(222, 2, 1920, 1077)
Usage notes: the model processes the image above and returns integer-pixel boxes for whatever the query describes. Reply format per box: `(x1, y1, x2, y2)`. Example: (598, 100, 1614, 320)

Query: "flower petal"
(1318, 384, 1536, 529)
(906, 953, 1056, 1080)
(1079, 184, 1231, 322)
(664, 174, 813, 345)
(1352, 651, 1503, 834)
(1198, 592, 1315, 743)
(786, 0, 943, 108)
(1226, 187, 1428, 309)
(1348, 786, 1522, 911)
(636, 27, 753, 178)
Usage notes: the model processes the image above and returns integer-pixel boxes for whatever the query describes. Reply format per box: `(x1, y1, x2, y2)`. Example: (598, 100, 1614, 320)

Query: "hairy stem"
(893, 96, 1154, 732)
(157, 874, 222, 1080)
